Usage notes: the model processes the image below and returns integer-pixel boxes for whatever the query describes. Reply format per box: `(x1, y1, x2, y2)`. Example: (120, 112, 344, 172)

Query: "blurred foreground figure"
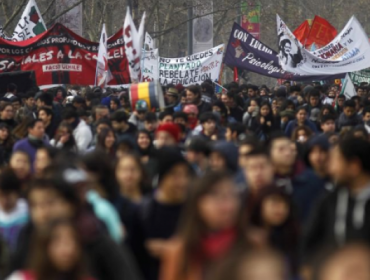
(316, 244, 370, 280)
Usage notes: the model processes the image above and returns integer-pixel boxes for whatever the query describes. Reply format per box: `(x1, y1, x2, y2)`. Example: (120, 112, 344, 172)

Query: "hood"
(212, 141, 239, 172)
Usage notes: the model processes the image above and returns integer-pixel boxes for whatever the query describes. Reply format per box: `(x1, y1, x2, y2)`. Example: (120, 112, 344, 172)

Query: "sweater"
(284, 119, 318, 137)
(73, 120, 93, 153)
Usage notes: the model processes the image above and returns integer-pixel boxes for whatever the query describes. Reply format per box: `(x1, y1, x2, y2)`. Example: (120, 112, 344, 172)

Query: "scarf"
(199, 227, 236, 261)
(188, 117, 198, 130)
(28, 135, 44, 149)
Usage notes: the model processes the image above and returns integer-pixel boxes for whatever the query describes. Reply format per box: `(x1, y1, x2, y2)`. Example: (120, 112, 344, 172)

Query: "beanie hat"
(176, 84, 185, 93)
(156, 123, 181, 143)
(155, 147, 187, 184)
(183, 104, 199, 115)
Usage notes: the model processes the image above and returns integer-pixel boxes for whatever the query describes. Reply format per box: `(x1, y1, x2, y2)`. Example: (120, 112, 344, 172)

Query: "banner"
(340, 73, 356, 99)
(276, 15, 370, 75)
(0, 25, 11, 40)
(123, 8, 145, 82)
(95, 24, 112, 88)
(224, 23, 343, 80)
(159, 44, 224, 86)
(13, 0, 46, 41)
(349, 69, 370, 84)
(141, 49, 159, 82)
(0, 23, 130, 86)
(144, 32, 155, 51)
(305, 16, 337, 49)
(193, 0, 214, 53)
(240, 1, 261, 40)
(55, 0, 83, 36)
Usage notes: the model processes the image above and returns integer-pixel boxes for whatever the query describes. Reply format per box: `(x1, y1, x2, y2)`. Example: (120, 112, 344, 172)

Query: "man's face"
(225, 128, 233, 142)
(328, 146, 353, 185)
(174, 118, 186, 126)
(343, 107, 355, 117)
(26, 97, 35, 109)
(248, 88, 255, 98)
(0, 191, 18, 213)
(38, 110, 51, 125)
(36, 99, 44, 109)
(357, 88, 365, 97)
(221, 94, 228, 105)
(309, 146, 328, 173)
(136, 111, 146, 121)
(363, 112, 370, 123)
(166, 94, 177, 105)
(12, 102, 21, 112)
(244, 155, 274, 193)
(161, 115, 173, 124)
(209, 152, 226, 171)
(95, 108, 109, 121)
(309, 96, 319, 107)
(110, 101, 118, 111)
(160, 164, 190, 202)
(29, 121, 45, 139)
(144, 121, 157, 132)
(338, 98, 345, 107)
(321, 120, 336, 133)
(296, 110, 307, 123)
(203, 120, 216, 135)
(270, 139, 296, 169)
(186, 90, 197, 104)
(111, 120, 124, 131)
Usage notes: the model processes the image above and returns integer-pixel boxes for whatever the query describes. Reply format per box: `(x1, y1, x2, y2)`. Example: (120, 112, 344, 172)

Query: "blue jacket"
(285, 119, 318, 137)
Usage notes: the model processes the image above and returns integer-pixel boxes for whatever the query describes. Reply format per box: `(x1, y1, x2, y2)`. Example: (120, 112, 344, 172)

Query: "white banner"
(123, 8, 146, 83)
(95, 24, 112, 88)
(13, 0, 46, 41)
(144, 32, 155, 51)
(276, 15, 370, 75)
(141, 49, 159, 82)
(159, 44, 224, 86)
(55, 0, 83, 36)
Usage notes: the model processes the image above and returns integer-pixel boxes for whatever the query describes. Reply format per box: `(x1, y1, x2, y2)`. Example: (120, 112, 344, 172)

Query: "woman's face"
(116, 156, 142, 190)
(323, 108, 330, 115)
(250, 100, 257, 108)
(0, 128, 9, 141)
(1, 105, 14, 120)
(137, 133, 150, 150)
(260, 105, 270, 117)
(48, 225, 81, 272)
(297, 129, 308, 143)
(260, 89, 266, 96)
(104, 131, 115, 149)
(10, 152, 30, 180)
(261, 194, 289, 227)
(34, 149, 51, 176)
(198, 180, 240, 231)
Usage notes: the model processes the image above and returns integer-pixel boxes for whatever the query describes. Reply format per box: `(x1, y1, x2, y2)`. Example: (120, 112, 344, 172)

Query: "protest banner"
(141, 49, 159, 82)
(123, 8, 145, 82)
(0, 25, 11, 40)
(95, 24, 113, 88)
(349, 69, 370, 84)
(240, 1, 261, 40)
(276, 15, 370, 75)
(13, 0, 46, 41)
(224, 23, 343, 81)
(0, 23, 130, 86)
(159, 44, 224, 86)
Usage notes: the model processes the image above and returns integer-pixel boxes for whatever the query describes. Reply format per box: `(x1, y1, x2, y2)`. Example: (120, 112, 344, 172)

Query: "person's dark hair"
(281, 99, 296, 112)
(199, 112, 217, 124)
(38, 146, 60, 160)
(37, 92, 53, 107)
(29, 219, 87, 280)
(245, 145, 270, 159)
(296, 106, 308, 114)
(159, 111, 173, 121)
(337, 137, 370, 173)
(95, 118, 112, 129)
(25, 91, 36, 99)
(308, 89, 320, 98)
(362, 106, 370, 116)
(343, 100, 356, 108)
(97, 127, 116, 151)
(227, 123, 246, 137)
(173, 112, 188, 122)
(110, 97, 120, 106)
(320, 114, 336, 124)
(27, 118, 43, 129)
(0, 123, 14, 149)
(110, 110, 128, 123)
(291, 125, 313, 142)
(11, 96, 21, 104)
(347, 126, 369, 141)
(38, 107, 53, 117)
(144, 112, 157, 123)
(338, 94, 346, 100)
(201, 82, 214, 95)
(54, 122, 77, 151)
(186, 85, 202, 99)
(0, 168, 22, 194)
(266, 131, 290, 154)
(62, 107, 78, 120)
(177, 171, 247, 272)
(7, 83, 17, 93)
(290, 85, 301, 93)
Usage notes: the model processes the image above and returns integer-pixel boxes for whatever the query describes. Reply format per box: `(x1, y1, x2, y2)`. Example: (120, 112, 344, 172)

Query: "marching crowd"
(0, 79, 368, 280)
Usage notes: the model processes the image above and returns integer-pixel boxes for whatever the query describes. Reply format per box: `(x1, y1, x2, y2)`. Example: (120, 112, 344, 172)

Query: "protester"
(0, 103, 17, 130)
(186, 85, 212, 116)
(50, 122, 78, 152)
(0, 123, 15, 166)
(136, 129, 153, 163)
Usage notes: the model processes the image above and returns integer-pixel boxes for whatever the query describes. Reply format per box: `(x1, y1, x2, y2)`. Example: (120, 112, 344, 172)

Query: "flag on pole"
(214, 82, 228, 94)
(13, 0, 46, 41)
(340, 73, 356, 100)
(95, 24, 112, 89)
(124, 8, 146, 83)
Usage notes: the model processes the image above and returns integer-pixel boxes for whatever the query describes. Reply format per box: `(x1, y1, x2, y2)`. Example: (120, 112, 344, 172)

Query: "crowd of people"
(0, 79, 368, 280)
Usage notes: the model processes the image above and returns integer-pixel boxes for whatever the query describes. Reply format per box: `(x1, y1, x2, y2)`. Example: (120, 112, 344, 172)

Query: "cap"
(135, 100, 149, 112)
(167, 88, 179, 96)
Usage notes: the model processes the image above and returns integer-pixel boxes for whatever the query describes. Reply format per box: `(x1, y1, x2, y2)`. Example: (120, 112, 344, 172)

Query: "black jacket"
(303, 186, 370, 264)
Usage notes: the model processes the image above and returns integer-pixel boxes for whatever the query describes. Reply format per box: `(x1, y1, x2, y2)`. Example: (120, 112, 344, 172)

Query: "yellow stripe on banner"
(137, 82, 151, 109)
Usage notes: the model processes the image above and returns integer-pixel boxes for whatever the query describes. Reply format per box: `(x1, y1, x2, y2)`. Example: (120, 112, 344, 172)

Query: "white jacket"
(73, 119, 92, 153)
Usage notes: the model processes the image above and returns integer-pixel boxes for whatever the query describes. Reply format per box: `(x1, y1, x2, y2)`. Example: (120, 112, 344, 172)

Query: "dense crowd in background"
(0, 79, 368, 280)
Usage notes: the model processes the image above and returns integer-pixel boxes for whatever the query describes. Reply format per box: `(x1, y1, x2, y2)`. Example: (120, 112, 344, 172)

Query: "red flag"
(233, 67, 239, 82)
(305, 16, 337, 48)
(293, 20, 311, 45)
